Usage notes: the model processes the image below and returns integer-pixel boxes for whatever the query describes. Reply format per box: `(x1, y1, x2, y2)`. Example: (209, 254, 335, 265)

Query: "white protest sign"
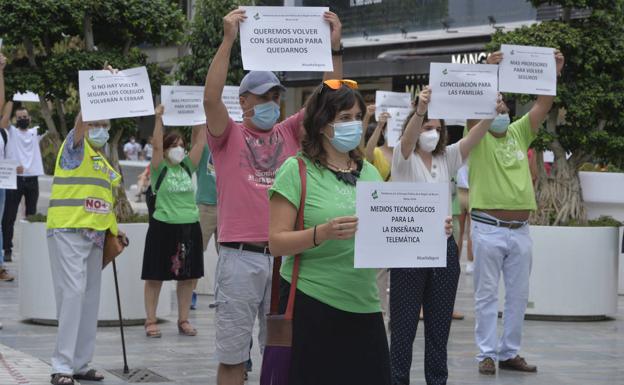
(354, 182, 449, 268)
(375, 91, 411, 120)
(161, 86, 206, 126)
(385, 107, 411, 148)
(79, 66, 154, 121)
(12, 91, 40, 103)
(428, 63, 498, 120)
(222, 86, 243, 122)
(0, 160, 18, 189)
(239, 6, 333, 72)
(499, 44, 556, 96)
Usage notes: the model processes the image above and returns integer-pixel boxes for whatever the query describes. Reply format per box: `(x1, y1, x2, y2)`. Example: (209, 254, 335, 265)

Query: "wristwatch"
(332, 43, 344, 56)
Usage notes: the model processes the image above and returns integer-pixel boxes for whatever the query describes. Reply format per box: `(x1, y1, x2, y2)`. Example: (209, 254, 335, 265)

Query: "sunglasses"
(317, 79, 358, 101)
(323, 79, 358, 90)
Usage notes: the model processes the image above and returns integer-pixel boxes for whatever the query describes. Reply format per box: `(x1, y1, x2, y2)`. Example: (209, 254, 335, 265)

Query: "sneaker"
(0, 268, 14, 281)
(499, 355, 537, 372)
(3, 250, 11, 262)
(479, 357, 496, 375)
(190, 291, 197, 310)
(465, 262, 474, 274)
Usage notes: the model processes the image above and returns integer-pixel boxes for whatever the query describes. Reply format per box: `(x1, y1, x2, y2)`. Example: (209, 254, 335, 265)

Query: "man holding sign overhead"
(203, 7, 343, 385)
(469, 49, 564, 376)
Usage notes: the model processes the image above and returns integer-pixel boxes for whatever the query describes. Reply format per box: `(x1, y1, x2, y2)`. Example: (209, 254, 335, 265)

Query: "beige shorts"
(458, 188, 469, 214)
(198, 203, 218, 252)
(214, 245, 272, 365)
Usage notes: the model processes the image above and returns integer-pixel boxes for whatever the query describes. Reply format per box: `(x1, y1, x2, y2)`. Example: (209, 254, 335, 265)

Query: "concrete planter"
(580, 171, 624, 221)
(499, 225, 618, 320)
(19, 221, 172, 325)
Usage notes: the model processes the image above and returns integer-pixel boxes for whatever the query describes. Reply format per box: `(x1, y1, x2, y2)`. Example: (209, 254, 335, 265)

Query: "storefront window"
(301, 0, 536, 37)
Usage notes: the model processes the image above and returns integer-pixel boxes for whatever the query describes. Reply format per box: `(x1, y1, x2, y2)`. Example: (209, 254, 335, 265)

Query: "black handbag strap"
(153, 160, 192, 196)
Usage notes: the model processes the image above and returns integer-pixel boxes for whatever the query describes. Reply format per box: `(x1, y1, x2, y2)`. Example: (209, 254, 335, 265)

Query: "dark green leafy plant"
(488, 0, 624, 226)
(175, 0, 259, 86)
(0, 0, 186, 221)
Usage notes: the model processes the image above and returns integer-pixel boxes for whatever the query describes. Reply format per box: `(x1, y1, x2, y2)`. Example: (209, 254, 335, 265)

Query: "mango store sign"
(451, 52, 489, 64)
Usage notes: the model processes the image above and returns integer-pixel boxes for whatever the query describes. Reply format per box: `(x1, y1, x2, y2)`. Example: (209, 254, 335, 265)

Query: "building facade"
(280, 0, 571, 116)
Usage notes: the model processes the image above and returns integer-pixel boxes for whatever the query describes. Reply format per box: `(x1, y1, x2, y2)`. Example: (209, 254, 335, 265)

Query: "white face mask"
(167, 146, 185, 165)
(419, 130, 440, 153)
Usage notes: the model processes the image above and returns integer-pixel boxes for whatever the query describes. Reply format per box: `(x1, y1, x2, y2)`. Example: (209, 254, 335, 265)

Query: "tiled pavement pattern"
(1, 200, 624, 384)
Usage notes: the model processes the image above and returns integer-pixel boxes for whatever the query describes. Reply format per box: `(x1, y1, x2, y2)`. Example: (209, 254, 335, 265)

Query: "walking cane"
(112, 259, 130, 374)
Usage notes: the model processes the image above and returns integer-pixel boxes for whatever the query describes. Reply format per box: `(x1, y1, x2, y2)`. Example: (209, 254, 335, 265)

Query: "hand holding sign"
(317, 216, 359, 243)
(224, 8, 247, 42)
(417, 86, 431, 116)
(555, 50, 565, 75)
(155, 104, 164, 118)
(323, 10, 342, 50)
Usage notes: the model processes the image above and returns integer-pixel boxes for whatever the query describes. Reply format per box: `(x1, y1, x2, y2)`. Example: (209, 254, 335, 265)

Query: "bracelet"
(331, 43, 344, 56)
(416, 110, 426, 117)
(313, 225, 319, 247)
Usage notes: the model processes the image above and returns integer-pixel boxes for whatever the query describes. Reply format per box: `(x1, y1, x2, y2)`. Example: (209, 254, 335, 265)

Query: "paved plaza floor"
(1, 191, 623, 384)
(2, 245, 623, 385)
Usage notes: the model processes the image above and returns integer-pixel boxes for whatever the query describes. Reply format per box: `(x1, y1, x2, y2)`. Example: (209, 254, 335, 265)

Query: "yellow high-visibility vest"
(46, 136, 121, 235)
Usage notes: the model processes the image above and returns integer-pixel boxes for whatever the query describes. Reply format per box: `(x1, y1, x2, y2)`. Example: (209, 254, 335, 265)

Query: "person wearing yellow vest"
(47, 69, 122, 384)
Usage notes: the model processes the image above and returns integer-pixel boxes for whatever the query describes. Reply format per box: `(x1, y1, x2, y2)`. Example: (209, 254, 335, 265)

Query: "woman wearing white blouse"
(389, 86, 508, 385)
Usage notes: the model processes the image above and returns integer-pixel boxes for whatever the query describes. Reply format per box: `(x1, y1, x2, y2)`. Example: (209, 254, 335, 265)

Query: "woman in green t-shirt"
(269, 79, 389, 385)
(141, 105, 205, 338)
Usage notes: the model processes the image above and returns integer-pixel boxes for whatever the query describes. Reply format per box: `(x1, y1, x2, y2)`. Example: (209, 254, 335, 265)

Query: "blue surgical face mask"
(87, 127, 109, 148)
(249, 101, 280, 131)
(490, 114, 511, 134)
(326, 120, 363, 153)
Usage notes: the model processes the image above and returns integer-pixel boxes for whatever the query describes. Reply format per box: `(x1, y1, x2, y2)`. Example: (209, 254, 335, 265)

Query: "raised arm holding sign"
(488, 49, 565, 133)
(203, 8, 342, 138)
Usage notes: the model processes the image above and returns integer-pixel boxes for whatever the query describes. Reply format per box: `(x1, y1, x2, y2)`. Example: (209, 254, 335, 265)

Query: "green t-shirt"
(269, 155, 382, 314)
(195, 145, 217, 205)
(151, 157, 199, 224)
(468, 113, 537, 211)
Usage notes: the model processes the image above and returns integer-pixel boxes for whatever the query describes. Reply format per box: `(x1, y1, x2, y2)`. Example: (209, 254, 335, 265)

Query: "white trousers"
(471, 218, 532, 362)
(48, 231, 103, 374)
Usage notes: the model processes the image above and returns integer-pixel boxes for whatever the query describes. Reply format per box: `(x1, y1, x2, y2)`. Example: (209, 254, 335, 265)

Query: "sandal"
(178, 320, 197, 336)
(145, 320, 161, 338)
(73, 369, 104, 381)
(50, 373, 76, 385)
